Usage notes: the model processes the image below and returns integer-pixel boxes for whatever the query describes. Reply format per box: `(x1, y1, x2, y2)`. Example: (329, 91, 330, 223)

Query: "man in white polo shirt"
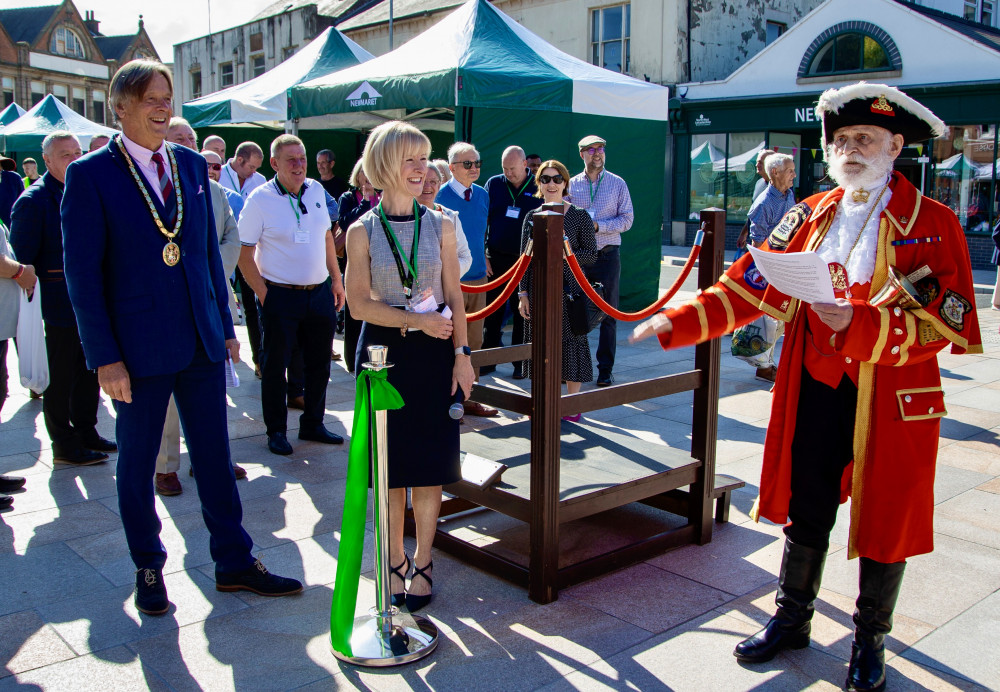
(237, 135, 346, 456)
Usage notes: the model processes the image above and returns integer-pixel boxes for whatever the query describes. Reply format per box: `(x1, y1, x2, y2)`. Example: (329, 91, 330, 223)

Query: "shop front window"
(931, 124, 998, 233)
(689, 134, 726, 219)
(726, 133, 766, 223)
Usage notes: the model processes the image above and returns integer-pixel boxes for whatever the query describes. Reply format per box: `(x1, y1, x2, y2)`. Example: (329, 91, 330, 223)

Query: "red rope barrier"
(466, 252, 532, 322)
(460, 251, 531, 293)
(565, 241, 702, 322)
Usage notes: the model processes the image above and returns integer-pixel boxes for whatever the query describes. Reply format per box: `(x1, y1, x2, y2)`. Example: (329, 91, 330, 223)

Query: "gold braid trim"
(693, 300, 709, 343)
(869, 307, 891, 363)
(704, 286, 734, 333)
(720, 273, 764, 309)
(848, 362, 876, 560)
(897, 310, 917, 366)
(911, 308, 970, 351)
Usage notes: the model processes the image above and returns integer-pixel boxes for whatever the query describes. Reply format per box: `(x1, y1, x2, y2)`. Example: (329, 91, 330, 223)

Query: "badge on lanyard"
(505, 206, 520, 219)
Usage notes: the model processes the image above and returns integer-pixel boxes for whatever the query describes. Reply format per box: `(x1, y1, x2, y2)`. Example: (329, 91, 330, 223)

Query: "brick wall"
(684, 223, 997, 271)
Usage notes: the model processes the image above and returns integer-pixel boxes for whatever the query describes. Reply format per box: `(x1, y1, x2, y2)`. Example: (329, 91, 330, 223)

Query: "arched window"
(50, 26, 86, 59)
(798, 23, 901, 78)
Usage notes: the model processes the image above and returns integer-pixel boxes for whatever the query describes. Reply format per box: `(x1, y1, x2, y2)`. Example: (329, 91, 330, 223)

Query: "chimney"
(83, 10, 100, 36)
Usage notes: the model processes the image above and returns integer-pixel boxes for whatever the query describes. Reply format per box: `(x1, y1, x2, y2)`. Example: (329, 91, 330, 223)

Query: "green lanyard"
(225, 165, 241, 193)
(508, 175, 532, 205)
(376, 199, 421, 298)
(274, 180, 304, 227)
(588, 171, 604, 207)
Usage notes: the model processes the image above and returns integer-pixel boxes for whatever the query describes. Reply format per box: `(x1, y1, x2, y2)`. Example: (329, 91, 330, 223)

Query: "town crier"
(633, 82, 982, 692)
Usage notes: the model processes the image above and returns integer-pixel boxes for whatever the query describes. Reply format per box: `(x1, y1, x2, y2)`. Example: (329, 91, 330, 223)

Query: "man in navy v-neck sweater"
(435, 141, 497, 418)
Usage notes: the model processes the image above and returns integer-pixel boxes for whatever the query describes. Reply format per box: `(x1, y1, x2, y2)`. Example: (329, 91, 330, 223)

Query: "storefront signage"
(794, 107, 818, 123)
(346, 81, 381, 108)
(695, 114, 712, 127)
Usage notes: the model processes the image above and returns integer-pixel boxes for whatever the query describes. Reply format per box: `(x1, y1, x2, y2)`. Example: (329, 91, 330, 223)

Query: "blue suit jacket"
(0, 169, 23, 227)
(10, 173, 77, 328)
(62, 139, 235, 379)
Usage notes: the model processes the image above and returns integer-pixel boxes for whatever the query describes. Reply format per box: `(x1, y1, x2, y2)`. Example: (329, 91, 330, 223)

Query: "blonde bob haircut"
(348, 158, 367, 188)
(533, 159, 572, 199)
(361, 121, 431, 193)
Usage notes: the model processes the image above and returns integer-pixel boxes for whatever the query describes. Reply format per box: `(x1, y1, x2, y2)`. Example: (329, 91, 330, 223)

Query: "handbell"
(870, 266, 923, 309)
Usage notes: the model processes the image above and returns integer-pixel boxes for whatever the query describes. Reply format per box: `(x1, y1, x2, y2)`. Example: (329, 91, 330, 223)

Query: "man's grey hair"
(502, 145, 525, 161)
(234, 141, 264, 161)
(108, 60, 173, 124)
(317, 148, 334, 161)
(168, 116, 192, 130)
(42, 131, 80, 154)
(447, 142, 478, 163)
(765, 153, 794, 179)
(270, 134, 304, 159)
(756, 149, 776, 165)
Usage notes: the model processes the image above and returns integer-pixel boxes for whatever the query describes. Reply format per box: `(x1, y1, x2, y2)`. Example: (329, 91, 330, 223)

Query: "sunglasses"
(538, 174, 564, 184)
(458, 160, 482, 169)
(582, 146, 605, 155)
(207, 163, 222, 170)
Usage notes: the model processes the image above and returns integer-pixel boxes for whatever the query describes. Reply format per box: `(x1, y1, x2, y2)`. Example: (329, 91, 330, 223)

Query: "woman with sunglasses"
(336, 160, 381, 372)
(346, 121, 474, 612)
(517, 160, 597, 420)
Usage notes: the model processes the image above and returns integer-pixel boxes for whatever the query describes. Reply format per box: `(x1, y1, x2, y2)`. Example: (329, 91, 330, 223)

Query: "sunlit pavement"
(1, 252, 998, 691)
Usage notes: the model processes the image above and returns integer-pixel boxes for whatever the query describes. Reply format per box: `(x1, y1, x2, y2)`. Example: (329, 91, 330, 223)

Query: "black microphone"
(448, 387, 465, 420)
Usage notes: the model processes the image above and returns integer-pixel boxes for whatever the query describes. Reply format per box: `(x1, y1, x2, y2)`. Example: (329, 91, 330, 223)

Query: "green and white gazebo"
(288, 0, 670, 310)
(0, 95, 117, 152)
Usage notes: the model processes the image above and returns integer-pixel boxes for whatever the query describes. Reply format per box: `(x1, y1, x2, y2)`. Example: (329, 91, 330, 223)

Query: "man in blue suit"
(62, 60, 302, 615)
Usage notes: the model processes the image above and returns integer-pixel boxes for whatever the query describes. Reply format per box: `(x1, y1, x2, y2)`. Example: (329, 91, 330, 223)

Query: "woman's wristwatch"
(454, 345, 471, 357)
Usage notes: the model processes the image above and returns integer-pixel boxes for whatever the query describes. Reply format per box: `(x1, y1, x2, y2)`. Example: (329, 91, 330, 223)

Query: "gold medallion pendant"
(163, 241, 180, 266)
(829, 262, 849, 294)
(851, 188, 870, 203)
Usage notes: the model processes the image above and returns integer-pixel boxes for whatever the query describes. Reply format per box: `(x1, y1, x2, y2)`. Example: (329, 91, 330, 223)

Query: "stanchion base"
(332, 611, 438, 667)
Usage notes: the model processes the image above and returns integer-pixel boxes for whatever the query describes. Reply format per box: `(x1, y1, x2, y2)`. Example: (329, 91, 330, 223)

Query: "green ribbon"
(330, 368, 404, 657)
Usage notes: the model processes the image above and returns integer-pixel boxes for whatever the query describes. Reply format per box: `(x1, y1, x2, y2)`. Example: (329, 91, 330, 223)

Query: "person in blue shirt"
(435, 142, 497, 418)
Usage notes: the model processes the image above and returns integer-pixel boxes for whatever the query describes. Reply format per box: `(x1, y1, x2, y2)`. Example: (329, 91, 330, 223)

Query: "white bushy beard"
(827, 139, 895, 192)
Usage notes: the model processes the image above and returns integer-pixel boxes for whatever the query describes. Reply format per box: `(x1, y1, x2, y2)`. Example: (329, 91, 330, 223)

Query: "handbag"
(565, 281, 605, 336)
(731, 313, 778, 366)
(16, 285, 49, 393)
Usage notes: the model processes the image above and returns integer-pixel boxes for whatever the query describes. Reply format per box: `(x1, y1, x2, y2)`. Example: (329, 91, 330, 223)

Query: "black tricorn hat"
(815, 82, 945, 146)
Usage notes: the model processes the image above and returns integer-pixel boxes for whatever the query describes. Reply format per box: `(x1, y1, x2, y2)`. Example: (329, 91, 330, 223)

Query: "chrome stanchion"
(333, 344, 438, 667)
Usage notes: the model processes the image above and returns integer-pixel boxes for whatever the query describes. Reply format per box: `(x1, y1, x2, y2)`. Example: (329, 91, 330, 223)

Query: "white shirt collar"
(448, 176, 471, 197)
(120, 132, 167, 169)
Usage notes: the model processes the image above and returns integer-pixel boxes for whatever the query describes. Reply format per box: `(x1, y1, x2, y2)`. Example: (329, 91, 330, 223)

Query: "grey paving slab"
(933, 465, 995, 505)
(1, 465, 119, 517)
(0, 610, 76, 678)
(37, 567, 249, 655)
(0, 541, 114, 616)
(563, 562, 733, 634)
(0, 452, 50, 478)
(0, 645, 171, 692)
(933, 488, 1000, 550)
(0, 500, 123, 555)
(902, 587, 1000, 691)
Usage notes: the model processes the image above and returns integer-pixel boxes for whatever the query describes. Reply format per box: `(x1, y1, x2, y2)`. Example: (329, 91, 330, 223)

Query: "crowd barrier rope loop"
(465, 251, 533, 322)
(565, 228, 704, 322)
(459, 241, 533, 294)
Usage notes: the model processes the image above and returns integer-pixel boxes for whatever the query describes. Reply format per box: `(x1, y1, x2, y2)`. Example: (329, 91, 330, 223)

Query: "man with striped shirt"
(568, 135, 633, 387)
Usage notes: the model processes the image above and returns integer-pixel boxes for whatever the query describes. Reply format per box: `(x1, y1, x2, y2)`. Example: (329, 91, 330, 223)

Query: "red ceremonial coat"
(660, 173, 982, 562)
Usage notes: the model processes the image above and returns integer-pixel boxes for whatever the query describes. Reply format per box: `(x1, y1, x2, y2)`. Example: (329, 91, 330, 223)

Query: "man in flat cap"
(568, 135, 633, 386)
(633, 83, 981, 691)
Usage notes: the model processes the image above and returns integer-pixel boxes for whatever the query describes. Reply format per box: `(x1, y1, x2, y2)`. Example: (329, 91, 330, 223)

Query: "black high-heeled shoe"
(389, 555, 410, 607)
(405, 560, 433, 612)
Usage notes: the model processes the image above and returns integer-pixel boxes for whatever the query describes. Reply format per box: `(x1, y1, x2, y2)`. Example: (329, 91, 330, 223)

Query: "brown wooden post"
(689, 209, 725, 544)
(528, 203, 565, 604)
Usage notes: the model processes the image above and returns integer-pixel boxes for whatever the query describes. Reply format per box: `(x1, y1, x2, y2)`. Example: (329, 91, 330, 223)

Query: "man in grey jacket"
(153, 144, 245, 496)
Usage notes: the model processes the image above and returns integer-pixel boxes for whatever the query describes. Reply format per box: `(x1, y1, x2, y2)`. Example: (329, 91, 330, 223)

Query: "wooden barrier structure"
(410, 206, 728, 604)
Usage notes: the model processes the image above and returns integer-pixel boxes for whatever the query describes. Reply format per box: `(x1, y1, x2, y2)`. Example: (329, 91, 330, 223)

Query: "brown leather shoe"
(463, 400, 499, 418)
(331, 349, 342, 361)
(232, 464, 247, 480)
(755, 366, 778, 383)
(155, 472, 183, 496)
(287, 395, 305, 410)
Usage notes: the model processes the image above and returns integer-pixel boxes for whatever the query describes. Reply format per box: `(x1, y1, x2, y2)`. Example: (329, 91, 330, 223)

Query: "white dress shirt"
(120, 133, 172, 205)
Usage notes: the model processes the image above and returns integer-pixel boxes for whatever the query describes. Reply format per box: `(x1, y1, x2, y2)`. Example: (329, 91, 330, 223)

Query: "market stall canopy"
(0, 102, 26, 129)
(182, 26, 375, 128)
(690, 140, 725, 164)
(713, 141, 765, 172)
(1, 95, 117, 151)
(288, 0, 670, 122)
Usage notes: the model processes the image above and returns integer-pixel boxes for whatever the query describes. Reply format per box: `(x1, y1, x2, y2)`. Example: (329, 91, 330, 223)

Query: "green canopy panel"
(0, 102, 26, 129)
(183, 26, 374, 128)
(1, 95, 117, 152)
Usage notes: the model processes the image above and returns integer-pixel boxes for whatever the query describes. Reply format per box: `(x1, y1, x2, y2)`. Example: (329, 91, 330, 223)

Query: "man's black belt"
(265, 279, 320, 291)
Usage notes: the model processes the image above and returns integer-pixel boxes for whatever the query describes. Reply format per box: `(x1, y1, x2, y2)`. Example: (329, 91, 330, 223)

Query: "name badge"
(408, 293, 437, 314)
(506, 206, 520, 219)
(587, 209, 596, 220)
(294, 226, 310, 244)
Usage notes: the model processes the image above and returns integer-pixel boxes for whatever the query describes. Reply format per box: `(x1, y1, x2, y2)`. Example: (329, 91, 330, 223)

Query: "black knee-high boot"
(847, 557, 906, 691)
(734, 538, 827, 663)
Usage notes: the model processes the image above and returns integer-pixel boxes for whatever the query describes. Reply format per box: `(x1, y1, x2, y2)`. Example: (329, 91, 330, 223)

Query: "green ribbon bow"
(330, 368, 404, 657)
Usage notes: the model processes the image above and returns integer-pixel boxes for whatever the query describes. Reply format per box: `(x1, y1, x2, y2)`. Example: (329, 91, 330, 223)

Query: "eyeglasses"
(582, 146, 605, 155)
(207, 163, 222, 171)
(458, 160, 482, 169)
(538, 174, 564, 184)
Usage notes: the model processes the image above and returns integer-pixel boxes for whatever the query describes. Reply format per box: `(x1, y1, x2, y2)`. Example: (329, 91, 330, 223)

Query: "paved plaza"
(1, 252, 999, 691)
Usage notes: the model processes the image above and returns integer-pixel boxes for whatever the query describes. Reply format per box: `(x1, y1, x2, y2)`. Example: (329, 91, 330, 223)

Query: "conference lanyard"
(225, 166, 242, 193)
(376, 200, 421, 298)
(274, 179, 307, 228)
(508, 176, 532, 205)
(588, 171, 604, 207)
